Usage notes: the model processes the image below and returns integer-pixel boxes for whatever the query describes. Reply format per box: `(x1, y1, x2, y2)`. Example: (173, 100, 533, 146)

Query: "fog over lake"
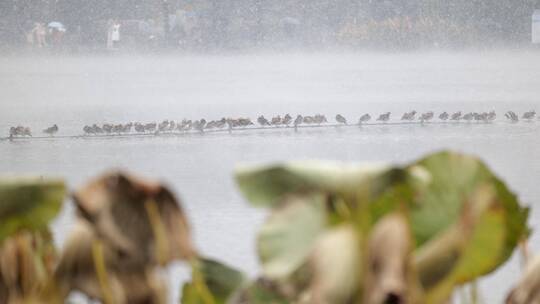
(1, 50, 540, 302)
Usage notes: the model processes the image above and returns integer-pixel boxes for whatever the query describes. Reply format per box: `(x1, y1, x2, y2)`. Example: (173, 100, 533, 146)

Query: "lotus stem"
(189, 258, 216, 304)
(519, 239, 530, 270)
(145, 199, 169, 266)
(470, 281, 479, 304)
(92, 240, 115, 304)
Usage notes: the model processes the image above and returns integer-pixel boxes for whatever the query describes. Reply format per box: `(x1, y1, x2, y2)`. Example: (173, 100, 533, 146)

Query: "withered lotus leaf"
(54, 220, 126, 303)
(54, 172, 193, 303)
(0, 230, 56, 303)
(54, 213, 168, 303)
(72, 171, 195, 267)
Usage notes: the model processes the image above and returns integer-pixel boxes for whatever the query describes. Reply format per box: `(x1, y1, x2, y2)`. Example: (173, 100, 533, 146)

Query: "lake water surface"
(1, 51, 539, 303)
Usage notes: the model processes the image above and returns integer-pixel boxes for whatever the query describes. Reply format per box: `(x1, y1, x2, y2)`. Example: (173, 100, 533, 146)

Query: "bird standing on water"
(420, 111, 434, 123)
(487, 111, 496, 121)
(9, 126, 30, 137)
(314, 114, 327, 125)
(257, 115, 270, 127)
(463, 112, 474, 122)
(282, 114, 293, 126)
(505, 111, 519, 123)
(358, 114, 371, 125)
(377, 112, 391, 123)
(43, 124, 59, 136)
(271, 115, 282, 127)
(401, 111, 416, 121)
(450, 111, 462, 121)
(439, 112, 449, 121)
(193, 119, 207, 132)
(336, 114, 347, 125)
(303, 116, 314, 124)
(293, 115, 303, 131)
(522, 110, 536, 121)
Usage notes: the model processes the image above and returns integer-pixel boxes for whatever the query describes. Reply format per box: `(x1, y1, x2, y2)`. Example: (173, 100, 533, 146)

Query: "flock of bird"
(6, 110, 537, 138)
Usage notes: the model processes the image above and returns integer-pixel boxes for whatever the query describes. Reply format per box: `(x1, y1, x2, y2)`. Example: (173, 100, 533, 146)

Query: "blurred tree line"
(1, 0, 540, 49)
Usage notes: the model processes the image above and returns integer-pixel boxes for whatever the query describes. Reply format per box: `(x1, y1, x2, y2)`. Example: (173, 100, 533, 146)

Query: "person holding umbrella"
(48, 21, 66, 46)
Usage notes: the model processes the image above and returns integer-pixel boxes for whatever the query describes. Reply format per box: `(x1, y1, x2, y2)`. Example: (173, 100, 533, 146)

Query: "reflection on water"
(1, 51, 539, 303)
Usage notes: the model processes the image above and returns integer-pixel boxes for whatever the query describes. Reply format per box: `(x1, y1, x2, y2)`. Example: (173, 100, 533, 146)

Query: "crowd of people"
(25, 21, 66, 48)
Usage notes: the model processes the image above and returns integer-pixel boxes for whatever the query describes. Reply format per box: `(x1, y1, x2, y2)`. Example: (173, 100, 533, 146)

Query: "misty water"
(1, 50, 540, 303)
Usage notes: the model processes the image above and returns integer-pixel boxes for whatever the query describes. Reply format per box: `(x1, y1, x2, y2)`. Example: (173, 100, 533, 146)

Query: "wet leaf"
(413, 174, 527, 303)
(365, 152, 529, 293)
(235, 161, 403, 207)
(406, 151, 528, 250)
(309, 224, 361, 304)
(230, 278, 289, 304)
(257, 193, 327, 279)
(181, 258, 246, 304)
(239, 151, 529, 303)
(0, 178, 65, 242)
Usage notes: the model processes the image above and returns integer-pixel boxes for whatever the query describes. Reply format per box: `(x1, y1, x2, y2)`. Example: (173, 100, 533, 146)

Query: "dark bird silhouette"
(358, 114, 371, 125)
(505, 111, 519, 122)
(335, 114, 347, 125)
(463, 113, 474, 122)
(487, 111, 496, 121)
(282, 114, 293, 125)
(522, 110, 536, 120)
(294, 115, 303, 131)
(193, 119, 207, 132)
(43, 124, 59, 136)
(420, 111, 434, 123)
(450, 111, 462, 121)
(257, 115, 270, 127)
(401, 111, 416, 121)
(439, 112, 449, 121)
(377, 112, 391, 122)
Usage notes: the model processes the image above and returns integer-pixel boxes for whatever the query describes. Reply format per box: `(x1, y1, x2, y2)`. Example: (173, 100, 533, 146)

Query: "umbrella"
(48, 21, 65, 30)
(280, 17, 301, 26)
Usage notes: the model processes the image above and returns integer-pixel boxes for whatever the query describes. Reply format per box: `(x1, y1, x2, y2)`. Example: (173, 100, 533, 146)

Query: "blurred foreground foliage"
(0, 151, 535, 304)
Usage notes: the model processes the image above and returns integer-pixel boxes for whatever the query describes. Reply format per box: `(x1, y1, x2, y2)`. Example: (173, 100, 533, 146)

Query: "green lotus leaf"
(257, 193, 327, 279)
(0, 178, 65, 242)
(407, 151, 528, 254)
(237, 151, 529, 303)
(407, 151, 494, 246)
(416, 189, 506, 303)
(235, 161, 404, 207)
(181, 258, 246, 304)
(407, 151, 529, 301)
